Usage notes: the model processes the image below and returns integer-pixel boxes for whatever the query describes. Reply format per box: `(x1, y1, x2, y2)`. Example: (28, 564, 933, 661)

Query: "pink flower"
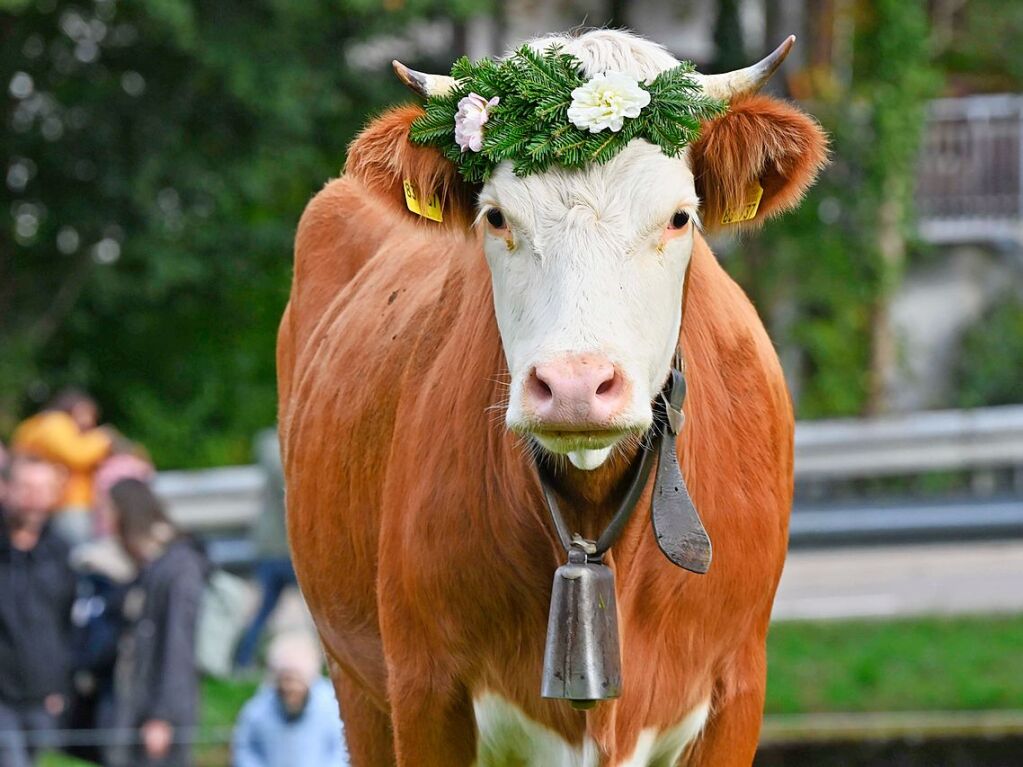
(454, 92, 499, 153)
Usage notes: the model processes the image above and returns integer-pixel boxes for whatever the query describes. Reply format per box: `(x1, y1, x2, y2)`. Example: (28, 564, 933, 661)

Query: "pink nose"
(524, 354, 629, 427)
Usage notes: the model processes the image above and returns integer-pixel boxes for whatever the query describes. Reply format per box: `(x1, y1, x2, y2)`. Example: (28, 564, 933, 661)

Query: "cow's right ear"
(345, 105, 478, 231)
(690, 95, 829, 233)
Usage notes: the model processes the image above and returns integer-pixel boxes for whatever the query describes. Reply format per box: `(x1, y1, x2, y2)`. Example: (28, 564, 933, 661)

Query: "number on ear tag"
(721, 182, 764, 225)
(403, 179, 443, 222)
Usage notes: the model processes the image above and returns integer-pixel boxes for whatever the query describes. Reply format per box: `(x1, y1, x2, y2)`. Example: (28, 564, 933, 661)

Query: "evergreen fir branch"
(408, 45, 729, 183)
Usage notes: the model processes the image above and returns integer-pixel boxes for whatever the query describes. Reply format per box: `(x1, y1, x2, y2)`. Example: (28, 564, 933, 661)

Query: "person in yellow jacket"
(12, 389, 112, 546)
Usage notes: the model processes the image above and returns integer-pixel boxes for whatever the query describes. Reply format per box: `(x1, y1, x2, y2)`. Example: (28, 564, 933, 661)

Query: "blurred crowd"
(0, 390, 349, 767)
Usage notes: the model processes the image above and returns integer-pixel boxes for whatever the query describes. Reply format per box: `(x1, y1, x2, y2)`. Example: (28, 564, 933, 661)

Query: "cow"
(277, 28, 827, 766)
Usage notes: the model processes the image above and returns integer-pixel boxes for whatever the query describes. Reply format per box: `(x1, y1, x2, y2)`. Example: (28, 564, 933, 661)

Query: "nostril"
(527, 368, 554, 402)
(595, 370, 619, 398)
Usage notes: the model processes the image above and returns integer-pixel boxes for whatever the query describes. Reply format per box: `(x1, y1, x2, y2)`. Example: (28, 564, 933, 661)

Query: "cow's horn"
(392, 60, 457, 98)
(693, 35, 795, 102)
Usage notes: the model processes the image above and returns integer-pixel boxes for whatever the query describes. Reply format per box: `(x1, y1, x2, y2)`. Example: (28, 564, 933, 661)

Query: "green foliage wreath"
(409, 45, 726, 183)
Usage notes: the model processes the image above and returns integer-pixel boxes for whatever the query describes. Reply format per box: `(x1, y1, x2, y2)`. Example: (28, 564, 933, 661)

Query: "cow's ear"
(690, 95, 829, 232)
(345, 105, 477, 230)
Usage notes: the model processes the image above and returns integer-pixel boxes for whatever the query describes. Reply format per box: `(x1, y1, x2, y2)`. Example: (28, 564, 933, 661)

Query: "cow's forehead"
(481, 142, 697, 235)
(525, 30, 680, 81)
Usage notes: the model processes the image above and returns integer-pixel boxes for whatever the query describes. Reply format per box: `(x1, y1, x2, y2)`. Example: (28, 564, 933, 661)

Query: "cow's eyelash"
(475, 204, 500, 227)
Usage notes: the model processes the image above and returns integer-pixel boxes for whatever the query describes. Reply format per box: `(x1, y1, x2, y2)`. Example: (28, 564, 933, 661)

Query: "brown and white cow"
(278, 29, 827, 766)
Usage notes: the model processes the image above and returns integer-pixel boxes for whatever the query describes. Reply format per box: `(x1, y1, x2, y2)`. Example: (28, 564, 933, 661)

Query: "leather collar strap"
(536, 368, 712, 574)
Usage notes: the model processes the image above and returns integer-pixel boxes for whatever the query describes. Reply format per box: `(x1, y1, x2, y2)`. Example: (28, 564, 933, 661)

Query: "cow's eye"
(486, 208, 506, 229)
(668, 210, 690, 230)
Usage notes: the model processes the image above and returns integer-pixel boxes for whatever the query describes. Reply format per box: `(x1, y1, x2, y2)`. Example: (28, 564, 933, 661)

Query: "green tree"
(954, 297, 1023, 408)
(2, 0, 484, 466)
(711, 0, 746, 74)
(725, 0, 939, 418)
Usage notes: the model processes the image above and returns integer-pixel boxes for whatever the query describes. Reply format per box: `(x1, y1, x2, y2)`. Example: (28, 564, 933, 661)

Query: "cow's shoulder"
(287, 106, 478, 349)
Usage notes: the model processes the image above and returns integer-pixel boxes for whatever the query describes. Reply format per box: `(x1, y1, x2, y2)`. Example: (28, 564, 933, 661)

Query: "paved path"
(773, 540, 1023, 621)
(254, 542, 1023, 629)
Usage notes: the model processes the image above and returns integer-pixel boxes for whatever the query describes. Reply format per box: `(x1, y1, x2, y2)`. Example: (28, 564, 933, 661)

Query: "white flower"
(567, 71, 651, 133)
(454, 92, 499, 153)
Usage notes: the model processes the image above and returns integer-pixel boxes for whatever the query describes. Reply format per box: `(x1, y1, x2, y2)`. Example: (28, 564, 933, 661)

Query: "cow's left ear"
(690, 95, 829, 232)
(345, 104, 478, 230)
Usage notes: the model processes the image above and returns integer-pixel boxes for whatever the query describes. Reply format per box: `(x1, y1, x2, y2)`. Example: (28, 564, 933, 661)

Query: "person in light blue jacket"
(232, 632, 349, 767)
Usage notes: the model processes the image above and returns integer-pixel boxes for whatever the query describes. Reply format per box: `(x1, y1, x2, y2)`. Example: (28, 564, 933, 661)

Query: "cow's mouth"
(530, 428, 639, 455)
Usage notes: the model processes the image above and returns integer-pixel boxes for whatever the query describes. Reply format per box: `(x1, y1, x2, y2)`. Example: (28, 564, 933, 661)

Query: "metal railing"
(159, 404, 1023, 555)
(917, 94, 1023, 246)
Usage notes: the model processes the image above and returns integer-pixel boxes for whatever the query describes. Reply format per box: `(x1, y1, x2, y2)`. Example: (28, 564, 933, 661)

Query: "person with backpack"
(103, 479, 208, 767)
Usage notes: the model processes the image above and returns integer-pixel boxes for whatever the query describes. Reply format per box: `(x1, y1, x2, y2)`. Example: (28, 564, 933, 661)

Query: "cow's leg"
(387, 670, 476, 766)
(684, 687, 764, 766)
(329, 659, 396, 766)
(685, 645, 767, 767)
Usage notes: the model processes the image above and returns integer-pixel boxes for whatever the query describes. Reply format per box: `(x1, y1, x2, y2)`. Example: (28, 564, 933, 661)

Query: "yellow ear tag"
(403, 179, 443, 223)
(721, 182, 764, 225)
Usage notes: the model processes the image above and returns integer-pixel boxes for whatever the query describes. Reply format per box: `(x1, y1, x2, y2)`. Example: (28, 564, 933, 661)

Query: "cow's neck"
(536, 444, 643, 544)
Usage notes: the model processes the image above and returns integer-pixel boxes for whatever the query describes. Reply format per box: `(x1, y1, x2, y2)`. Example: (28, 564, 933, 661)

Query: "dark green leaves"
(409, 46, 726, 183)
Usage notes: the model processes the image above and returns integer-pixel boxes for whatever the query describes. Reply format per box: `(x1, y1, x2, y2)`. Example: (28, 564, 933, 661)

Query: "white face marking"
(475, 31, 699, 471)
(480, 142, 698, 468)
(473, 693, 711, 766)
(473, 693, 598, 767)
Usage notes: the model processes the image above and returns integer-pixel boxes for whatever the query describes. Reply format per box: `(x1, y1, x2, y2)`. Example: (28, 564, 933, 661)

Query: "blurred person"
(12, 389, 112, 546)
(92, 448, 155, 540)
(233, 428, 296, 670)
(0, 456, 76, 767)
(103, 479, 208, 767)
(0, 442, 8, 506)
(231, 632, 349, 767)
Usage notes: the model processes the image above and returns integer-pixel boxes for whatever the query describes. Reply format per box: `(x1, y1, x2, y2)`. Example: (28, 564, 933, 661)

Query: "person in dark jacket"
(103, 479, 207, 767)
(0, 456, 76, 767)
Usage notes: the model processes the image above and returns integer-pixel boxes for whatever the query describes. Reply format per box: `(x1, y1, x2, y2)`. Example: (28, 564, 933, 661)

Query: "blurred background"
(2, 0, 1022, 765)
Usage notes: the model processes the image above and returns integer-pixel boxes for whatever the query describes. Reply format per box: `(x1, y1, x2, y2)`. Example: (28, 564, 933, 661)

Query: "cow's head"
(394, 31, 827, 470)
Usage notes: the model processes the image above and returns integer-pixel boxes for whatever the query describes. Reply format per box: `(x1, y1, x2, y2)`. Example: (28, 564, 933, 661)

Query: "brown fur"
(345, 104, 477, 231)
(691, 95, 829, 231)
(278, 99, 821, 764)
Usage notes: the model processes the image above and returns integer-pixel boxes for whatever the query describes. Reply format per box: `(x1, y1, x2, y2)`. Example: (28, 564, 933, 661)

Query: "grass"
(38, 613, 1023, 765)
(39, 678, 259, 767)
(766, 613, 1023, 715)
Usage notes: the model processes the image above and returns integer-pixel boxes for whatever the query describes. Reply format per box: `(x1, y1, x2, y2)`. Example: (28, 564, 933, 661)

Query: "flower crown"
(408, 45, 727, 184)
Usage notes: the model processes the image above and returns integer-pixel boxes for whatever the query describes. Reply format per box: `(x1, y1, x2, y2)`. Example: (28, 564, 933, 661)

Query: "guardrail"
(794, 405, 1023, 480)
(791, 404, 1023, 546)
(157, 404, 1023, 559)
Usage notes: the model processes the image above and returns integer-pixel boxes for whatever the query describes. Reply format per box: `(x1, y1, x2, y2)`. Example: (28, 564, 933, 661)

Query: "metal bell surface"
(541, 547, 622, 708)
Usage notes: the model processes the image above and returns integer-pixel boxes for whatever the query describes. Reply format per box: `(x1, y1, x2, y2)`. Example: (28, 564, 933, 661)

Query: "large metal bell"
(541, 547, 622, 709)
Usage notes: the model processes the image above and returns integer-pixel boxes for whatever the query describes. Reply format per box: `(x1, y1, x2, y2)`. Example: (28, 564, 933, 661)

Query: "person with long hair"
(103, 479, 207, 767)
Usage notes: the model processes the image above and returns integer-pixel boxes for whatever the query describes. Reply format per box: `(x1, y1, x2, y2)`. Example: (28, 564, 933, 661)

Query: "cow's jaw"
(479, 142, 697, 470)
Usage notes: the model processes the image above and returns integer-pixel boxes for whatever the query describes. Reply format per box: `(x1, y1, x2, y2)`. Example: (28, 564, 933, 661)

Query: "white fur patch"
(478, 31, 700, 466)
(473, 693, 598, 767)
(617, 701, 711, 767)
(472, 693, 711, 767)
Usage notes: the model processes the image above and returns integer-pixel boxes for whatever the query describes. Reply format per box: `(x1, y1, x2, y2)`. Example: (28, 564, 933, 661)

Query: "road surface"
(773, 540, 1023, 620)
